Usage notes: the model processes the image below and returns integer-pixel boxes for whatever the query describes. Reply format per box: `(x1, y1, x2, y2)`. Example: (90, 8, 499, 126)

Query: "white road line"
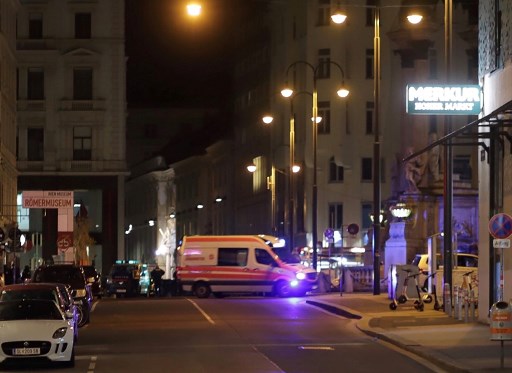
(187, 299, 216, 324)
(87, 355, 97, 373)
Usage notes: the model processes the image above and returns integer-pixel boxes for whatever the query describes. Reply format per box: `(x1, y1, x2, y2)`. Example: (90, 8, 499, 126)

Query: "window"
(454, 155, 472, 181)
(329, 157, 344, 182)
(255, 248, 275, 266)
(75, 13, 91, 39)
(328, 203, 343, 230)
(218, 248, 248, 266)
(362, 203, 372, 229)
(73, 126, 92, 161)
(316, 49, 331, 79)
(316, 0, 331, 26)
(366, 49, 374, 79)
(73, 68, 93, 100)
(144, 123, 157, 138)
(317, 101, 330, 134)
(27, 128, 44, 161)
(365, 102, 374, 134)
(29, 13, 43, 39)
(27, 68, 44, 100)
(362, 157, 372, 181)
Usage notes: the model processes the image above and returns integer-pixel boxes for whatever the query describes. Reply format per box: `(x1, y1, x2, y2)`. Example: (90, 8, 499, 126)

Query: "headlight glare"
(296, 272, 306, 280)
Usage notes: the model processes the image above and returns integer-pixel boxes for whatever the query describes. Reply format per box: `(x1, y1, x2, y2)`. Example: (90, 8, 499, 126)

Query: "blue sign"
(489, 213, 512, 239)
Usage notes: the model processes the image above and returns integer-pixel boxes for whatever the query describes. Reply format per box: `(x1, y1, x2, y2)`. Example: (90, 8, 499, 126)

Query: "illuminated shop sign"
(22, 190, 73, 208)
(406, 84, 482, 115)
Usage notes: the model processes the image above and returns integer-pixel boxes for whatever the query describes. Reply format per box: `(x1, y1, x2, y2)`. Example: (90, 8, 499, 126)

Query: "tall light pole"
(372, 3, 382, 295)
(331, 4, 423, 295)
(443, 0, 453, 313)
(282, 61, 349, 270)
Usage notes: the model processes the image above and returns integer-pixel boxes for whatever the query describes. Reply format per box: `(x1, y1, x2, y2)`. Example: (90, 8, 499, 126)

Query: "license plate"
(116, 289, 126, 293)
(13, 347, 40, 355)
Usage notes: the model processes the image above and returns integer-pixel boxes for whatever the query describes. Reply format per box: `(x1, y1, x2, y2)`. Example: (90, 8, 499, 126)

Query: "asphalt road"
(2, 296, 442, 372)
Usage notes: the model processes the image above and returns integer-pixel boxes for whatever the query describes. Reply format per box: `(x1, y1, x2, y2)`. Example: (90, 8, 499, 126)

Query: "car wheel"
(194, 283, 211, 298)
(274, 280, 292, 298)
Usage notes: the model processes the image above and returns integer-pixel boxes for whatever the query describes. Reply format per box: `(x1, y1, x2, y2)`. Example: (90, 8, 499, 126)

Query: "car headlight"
(53, 327, 68, 339)
(75, 289, 86, 297)
(296, 272, 306, 280)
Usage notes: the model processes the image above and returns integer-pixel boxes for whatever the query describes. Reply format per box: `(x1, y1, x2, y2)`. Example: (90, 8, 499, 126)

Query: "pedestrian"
(21, 265, 31, 282)
(150, 264, 165, 296)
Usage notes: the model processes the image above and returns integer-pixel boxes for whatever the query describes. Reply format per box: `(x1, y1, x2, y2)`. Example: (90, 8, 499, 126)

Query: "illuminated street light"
(282, 60, 348, 270)
(262, 115, 274, 124)
(331, 2, 423, 295)
(186, 3, 202, 17)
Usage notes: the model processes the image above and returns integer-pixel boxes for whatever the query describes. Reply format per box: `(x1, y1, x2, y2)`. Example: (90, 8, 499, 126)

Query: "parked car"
(0, 283, 79, 341)
(412, 253, 478, 273)
(31, 264, 92, 325)
(82, 265, 102, 298)
(106, 261, 142, 297)
(0, 299, 75, 367)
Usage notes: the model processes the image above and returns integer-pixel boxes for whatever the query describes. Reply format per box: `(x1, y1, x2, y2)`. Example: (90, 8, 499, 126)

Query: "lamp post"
(331, 3, 423, 295)
(282, 60, 349, 270)
(443, 0, 453, 312)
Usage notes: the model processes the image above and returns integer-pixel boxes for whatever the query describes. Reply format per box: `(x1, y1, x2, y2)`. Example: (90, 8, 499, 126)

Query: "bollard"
(469, 289, 476, 322)
(463, 287, 469, 323)
(444, 283, 452, 316)
(454, 286, 460, 319)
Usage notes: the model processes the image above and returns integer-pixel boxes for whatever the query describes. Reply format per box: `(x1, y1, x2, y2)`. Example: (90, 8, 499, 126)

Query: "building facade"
(0, 0, 21, 280)
(16, 0, 127, 275)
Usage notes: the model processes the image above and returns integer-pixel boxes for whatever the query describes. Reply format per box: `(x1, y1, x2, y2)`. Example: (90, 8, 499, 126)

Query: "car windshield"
(0, 289, 59, 304)
(110, 265, 134, 277)
(83, 266, 97, 277)
(272, 247, 301, 264)
(34, 267, 85, 287)
(0, 300, 64, 321)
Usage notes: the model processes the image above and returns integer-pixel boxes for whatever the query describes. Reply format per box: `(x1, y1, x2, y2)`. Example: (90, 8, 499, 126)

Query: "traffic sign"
(493, 239, 511, 249)
(347, 223, 359, 235)
(489, 213, 512, 239)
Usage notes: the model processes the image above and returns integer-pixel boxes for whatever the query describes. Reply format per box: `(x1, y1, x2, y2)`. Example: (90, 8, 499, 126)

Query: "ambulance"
(177, 235, 317, 298)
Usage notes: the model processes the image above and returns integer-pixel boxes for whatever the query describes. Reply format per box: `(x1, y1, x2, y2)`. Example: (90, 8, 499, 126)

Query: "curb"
(306, 299, 470, 373)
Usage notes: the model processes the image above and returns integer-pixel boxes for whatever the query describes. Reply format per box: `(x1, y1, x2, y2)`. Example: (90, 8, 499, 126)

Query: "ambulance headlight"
(290, 280, 299, 287)
(296, 272, 306, 280)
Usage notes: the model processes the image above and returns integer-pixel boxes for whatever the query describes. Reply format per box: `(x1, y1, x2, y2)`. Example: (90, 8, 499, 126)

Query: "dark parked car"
(82, 265, 102, 298)
(0, 283, 79, 341)
(106, 261, 142, 297)
(31, 264, 92, 325)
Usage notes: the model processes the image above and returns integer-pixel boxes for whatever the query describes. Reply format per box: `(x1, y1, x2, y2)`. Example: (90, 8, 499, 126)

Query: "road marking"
(298, 346, 335, 350)
(87, 355, 97, 373)
(187, 299, 216, 324)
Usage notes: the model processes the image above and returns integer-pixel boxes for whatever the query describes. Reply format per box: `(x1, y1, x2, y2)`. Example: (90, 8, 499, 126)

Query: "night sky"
(125, 0, 247, 108)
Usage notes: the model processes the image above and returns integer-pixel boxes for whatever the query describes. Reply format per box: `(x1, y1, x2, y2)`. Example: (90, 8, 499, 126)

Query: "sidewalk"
(306, 292, 512, 373)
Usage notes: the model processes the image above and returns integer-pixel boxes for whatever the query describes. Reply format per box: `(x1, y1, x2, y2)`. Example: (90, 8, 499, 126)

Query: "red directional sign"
(489, 213, 512, 239)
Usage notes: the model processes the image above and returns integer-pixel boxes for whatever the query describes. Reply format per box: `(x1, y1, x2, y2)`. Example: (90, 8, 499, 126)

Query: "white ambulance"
(177, 235, 317, 298)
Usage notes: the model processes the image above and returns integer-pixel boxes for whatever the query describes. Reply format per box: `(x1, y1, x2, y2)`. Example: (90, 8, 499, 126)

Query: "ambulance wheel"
(194, 283, 211, 298)
(274, 281, 292, 298)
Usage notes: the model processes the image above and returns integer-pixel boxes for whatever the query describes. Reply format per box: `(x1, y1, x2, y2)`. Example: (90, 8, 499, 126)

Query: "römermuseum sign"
(406, 84, 482, 115)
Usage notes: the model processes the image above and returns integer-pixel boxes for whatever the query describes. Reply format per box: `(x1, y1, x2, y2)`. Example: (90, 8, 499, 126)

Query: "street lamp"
(281, 60, 349, 270)
(331, 3, 423, 295)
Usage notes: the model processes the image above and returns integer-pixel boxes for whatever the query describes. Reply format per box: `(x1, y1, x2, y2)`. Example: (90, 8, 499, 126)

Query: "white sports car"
(0, 299, 75, 367)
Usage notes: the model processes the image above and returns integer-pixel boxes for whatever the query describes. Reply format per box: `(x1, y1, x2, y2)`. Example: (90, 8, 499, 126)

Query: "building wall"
(0, 0, 21, 275)
(479, 0, 512, 319)
(16, 0, 127, 274)
(262, 1, 478, 251)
